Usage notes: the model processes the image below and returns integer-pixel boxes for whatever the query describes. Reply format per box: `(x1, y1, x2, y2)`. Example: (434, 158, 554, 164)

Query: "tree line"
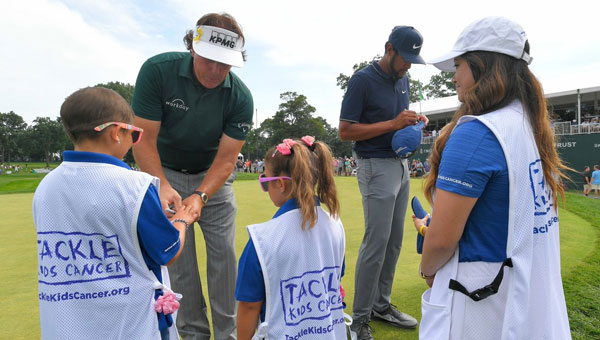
(0, 65, 454, 166)
(0, 82, 134, 167)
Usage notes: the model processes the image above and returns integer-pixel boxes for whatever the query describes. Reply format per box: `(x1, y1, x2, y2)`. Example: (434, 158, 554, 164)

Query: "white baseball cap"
(192, 25, 245, 67)
(429, 16, 532, 72)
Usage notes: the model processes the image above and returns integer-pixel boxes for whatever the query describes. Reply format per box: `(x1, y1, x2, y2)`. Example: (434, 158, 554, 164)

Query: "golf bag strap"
(448, 258, 513, 301)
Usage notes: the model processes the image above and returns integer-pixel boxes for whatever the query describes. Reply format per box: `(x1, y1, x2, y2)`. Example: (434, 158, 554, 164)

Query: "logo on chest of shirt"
(165, 98, 189, 112)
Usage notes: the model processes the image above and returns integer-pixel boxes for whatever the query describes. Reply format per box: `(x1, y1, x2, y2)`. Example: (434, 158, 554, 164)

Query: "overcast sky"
(2, 0, 599, 126)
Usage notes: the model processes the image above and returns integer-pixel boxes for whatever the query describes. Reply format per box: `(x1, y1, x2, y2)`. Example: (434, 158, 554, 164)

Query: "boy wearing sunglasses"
(32, 87, 198, 340)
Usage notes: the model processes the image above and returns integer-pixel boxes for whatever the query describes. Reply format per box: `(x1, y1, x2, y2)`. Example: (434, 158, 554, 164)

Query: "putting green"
(1, 178, 595, 339)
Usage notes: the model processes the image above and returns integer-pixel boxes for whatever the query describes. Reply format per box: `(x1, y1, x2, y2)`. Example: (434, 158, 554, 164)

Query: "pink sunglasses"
(94, 122, 144, 145)
(258, 173, 291, 192)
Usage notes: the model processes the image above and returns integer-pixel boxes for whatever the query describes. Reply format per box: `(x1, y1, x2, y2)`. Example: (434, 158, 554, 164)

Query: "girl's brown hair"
(265, 138, 339, 229)
(424, 44, 571, 207)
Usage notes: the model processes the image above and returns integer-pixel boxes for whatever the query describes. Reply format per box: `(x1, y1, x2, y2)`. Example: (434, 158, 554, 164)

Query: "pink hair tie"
(301, 136, 315, 147)
(301, 135, 316, 151)
(272, 138, 298, 157)
(154, 291, 181, 315)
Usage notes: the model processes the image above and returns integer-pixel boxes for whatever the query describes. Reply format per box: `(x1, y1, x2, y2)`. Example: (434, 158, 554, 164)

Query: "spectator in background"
(344, 157, 351, 176)
(333, 157, 340, 176)
(410, 159, 418, 177)
(257, 159, 264, 173)
(415, 159, 424, 177)
(592, 165, 600, 197)
(582, 166, 592, 196)
(423, 159, 431, 174)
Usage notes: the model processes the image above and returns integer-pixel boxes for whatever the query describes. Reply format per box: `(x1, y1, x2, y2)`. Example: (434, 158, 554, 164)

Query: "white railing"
(567, 123, 600, 135)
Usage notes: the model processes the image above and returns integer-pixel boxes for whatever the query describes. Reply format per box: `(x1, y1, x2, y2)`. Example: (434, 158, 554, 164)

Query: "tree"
(423, 71, 456, 99)
(336, 57, 379, 94)
(409, 77, 425, 104)
(0, 111, 27, 164)
(95, 81, 135, 104)
(314, 117, 353, 157)
(245, 92, 354, 159)
(240, 125, 266, 161)
(260, 92, 321, 147)
(28, 117, 69, 167)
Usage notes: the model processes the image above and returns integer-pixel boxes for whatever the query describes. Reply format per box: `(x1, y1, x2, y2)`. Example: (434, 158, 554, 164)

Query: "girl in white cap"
(412, 16, 572, 339)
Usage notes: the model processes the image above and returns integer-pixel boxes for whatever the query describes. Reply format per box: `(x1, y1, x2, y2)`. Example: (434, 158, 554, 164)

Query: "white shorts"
(592, 183, 600, 190)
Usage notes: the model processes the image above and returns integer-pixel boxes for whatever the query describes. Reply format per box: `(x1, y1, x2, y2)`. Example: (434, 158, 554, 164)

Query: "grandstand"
(409, 86, 600, 186)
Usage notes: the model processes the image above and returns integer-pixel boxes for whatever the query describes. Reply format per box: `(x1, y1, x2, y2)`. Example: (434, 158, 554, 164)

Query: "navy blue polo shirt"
(340, 61, 410, 158)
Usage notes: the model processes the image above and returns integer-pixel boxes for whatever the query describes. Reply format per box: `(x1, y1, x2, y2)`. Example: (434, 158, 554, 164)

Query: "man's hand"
(182, 194, 204, 222)
(391, 110, 418, 130)
(418, 114, 429, 126)
(160, 185, 182, 217)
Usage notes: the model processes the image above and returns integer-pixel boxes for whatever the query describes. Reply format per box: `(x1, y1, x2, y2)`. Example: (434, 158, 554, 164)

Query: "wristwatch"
(193, 191, 208, 204)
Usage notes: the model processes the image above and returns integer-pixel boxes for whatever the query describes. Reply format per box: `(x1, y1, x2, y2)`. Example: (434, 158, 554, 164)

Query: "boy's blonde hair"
(60, 87, 133, 143)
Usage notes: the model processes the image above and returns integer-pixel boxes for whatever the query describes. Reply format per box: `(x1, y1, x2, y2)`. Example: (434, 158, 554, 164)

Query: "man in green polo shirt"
(132, 12, 253, 340)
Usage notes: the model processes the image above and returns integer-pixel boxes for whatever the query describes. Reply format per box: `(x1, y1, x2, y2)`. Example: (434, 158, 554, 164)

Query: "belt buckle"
(180, 169, 190, 174)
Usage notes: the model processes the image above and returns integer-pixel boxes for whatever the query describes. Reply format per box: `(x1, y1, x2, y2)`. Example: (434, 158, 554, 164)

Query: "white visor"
(192, 25, 244, 68)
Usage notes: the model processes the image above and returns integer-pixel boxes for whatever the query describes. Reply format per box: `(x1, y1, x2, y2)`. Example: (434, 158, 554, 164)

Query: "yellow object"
(193, 27, 202, 42)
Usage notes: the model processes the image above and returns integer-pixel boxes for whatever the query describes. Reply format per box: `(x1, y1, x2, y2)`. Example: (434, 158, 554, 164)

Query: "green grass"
(0, 173, 47, 194)
(1, 179, 598, 339)
(233, 172, 260, 181)
(561, 192, 600, 340)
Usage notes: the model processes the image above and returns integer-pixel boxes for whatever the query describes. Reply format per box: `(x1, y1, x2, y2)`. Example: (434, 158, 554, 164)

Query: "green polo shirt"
(132, 52, 253, 171)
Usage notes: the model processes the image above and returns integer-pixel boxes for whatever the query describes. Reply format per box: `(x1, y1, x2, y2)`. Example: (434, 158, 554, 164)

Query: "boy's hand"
(173, 205, 200, 226)
(160, 185, 182, 217)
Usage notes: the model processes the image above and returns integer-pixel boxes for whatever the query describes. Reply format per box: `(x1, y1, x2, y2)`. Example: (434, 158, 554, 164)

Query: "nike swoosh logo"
(402, 90, 407, 94)
(413, 44, 422, 49)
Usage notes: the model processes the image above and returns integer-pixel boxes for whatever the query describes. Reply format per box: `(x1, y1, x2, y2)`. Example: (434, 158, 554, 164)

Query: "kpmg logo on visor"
(528, 159, 552, 216)
(209, 31, 238, 49)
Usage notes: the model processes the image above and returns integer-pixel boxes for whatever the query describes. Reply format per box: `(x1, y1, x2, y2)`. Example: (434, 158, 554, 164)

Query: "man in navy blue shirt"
(339, 26, 427, 340)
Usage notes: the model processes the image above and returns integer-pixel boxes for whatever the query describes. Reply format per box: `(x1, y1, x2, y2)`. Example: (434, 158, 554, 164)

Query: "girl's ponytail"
(302, 137, 339, 219)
